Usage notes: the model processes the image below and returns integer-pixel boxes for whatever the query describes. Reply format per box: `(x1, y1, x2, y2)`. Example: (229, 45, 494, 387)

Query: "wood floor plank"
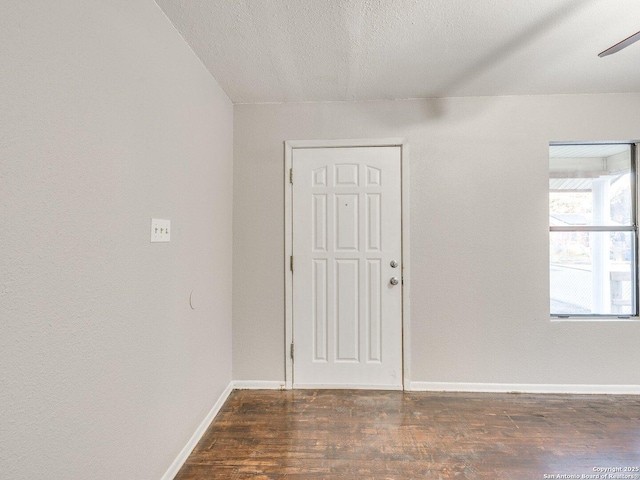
(174, 389, 640, 479)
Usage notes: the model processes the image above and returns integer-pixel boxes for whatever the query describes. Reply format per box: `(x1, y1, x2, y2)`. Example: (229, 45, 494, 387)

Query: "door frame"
(284, 138, 411, 389)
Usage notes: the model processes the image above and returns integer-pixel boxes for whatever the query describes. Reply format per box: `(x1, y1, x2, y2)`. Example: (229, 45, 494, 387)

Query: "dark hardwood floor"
(174, 389, 640, 479)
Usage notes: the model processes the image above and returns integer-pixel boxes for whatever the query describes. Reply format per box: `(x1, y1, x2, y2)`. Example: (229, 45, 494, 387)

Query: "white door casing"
(290, 145, 403, 388)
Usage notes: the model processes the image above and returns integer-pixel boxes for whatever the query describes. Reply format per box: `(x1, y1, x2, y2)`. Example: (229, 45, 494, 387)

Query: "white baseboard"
(232, 380, 286, 390)
(409, 382, 640, 394)
(161, 381, 234, 480)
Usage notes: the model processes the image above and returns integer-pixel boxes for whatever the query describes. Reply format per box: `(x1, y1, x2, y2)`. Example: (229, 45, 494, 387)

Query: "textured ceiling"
(155, 0, 640, 103)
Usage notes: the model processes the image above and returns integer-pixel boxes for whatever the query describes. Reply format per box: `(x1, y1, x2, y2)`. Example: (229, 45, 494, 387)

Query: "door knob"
(390, 277, 399, 286)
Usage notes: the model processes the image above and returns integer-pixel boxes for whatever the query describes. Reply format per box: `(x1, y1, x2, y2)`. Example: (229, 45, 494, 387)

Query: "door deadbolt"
(390, 260, 398, 268)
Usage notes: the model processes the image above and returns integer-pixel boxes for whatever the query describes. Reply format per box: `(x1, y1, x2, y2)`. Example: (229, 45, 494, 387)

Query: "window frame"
(549, 142, 639, 320)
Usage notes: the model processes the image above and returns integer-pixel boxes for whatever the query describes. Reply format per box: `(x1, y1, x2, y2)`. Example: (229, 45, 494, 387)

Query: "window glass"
(550, 231, 634, 315)
(549, 143, 636, 317)
(549, 145, 631, 226)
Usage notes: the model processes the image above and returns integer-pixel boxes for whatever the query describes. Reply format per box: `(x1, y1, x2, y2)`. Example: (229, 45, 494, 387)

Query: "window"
(549, 143, 638, 318)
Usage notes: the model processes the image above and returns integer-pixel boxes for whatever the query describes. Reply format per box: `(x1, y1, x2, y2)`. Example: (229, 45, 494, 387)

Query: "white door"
(292, 146, 403, 388)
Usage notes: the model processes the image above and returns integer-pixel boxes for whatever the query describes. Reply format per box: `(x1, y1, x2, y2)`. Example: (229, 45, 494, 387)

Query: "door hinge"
(289, 168, 293, 184)
(290, 255, 293, 272)
(290, 343, 294, 359)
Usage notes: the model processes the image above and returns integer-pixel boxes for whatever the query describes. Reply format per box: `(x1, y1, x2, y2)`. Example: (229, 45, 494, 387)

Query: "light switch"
(151, 218, 170, 242)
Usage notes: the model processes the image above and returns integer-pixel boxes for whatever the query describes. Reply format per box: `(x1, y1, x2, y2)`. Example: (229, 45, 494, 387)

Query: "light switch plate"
(151, 218, 170, 242)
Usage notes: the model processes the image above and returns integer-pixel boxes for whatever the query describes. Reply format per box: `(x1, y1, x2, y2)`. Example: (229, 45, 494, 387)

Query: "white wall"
(0, 2, 233, 479)
(233, 94, 640, 386)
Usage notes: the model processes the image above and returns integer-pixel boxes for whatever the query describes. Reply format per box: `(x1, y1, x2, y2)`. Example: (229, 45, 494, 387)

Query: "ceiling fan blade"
(599, 30, 640, 57)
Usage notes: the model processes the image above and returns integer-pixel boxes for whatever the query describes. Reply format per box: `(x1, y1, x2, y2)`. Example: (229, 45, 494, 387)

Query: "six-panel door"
(292, 146, 402, 388)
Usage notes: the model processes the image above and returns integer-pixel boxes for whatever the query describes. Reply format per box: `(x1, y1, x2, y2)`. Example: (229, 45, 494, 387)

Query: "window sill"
(551, 316, 640, 322)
